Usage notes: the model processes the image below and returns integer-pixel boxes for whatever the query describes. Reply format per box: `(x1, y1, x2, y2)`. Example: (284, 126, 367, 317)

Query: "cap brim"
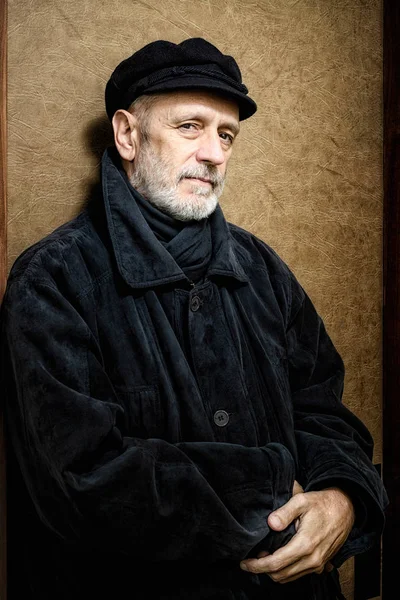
(143, 76, 257, 121)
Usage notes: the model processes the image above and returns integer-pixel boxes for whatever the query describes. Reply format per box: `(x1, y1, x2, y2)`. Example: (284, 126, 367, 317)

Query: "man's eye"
(219, 132, 234, 144)
(180, 123, 197, 131)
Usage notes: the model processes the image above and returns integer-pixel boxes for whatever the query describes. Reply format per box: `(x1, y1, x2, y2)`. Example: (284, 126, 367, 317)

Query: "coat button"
(213, 410, 230, 427)
(190, 295, 201, 312)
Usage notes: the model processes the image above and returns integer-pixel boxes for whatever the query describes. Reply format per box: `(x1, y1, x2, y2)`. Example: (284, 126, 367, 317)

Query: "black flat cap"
(105, 38, 257, 122)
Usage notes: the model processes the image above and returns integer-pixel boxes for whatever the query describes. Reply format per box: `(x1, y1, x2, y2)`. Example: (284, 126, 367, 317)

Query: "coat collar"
(101, 148, 249, 289)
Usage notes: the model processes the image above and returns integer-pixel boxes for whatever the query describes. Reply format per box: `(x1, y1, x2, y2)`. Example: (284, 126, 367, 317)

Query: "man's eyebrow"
(221, 121, 240, 137)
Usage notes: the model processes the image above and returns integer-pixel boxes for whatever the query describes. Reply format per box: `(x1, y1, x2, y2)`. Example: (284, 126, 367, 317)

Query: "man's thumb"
(268, 497, 300, 531)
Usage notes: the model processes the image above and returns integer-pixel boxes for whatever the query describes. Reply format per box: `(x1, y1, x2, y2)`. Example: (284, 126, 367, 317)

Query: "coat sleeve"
(286, 272, 388, 566)
(1, 272, 295, 562)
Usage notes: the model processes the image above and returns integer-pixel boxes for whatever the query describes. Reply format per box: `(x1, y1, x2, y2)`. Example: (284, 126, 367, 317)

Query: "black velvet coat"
(1, 149, 387, 599)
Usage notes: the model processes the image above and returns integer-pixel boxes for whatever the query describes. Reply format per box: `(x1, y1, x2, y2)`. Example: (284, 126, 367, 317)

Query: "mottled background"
(7, 1, 383, 597)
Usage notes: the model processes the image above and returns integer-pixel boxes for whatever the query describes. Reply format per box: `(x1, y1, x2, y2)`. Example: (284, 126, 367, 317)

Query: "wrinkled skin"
(240, 481, 355, 583)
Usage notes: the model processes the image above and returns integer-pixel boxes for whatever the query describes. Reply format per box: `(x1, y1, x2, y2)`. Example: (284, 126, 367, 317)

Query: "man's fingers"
(240, 546, 303, 578)
(240, 534, 328, 581)
(241, 527, 305, 575)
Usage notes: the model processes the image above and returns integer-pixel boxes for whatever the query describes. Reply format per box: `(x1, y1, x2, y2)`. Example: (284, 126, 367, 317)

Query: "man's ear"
(112, 109, 139, 162)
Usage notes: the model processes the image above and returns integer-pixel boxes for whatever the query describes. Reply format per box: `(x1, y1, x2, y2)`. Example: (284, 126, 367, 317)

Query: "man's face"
(129, 90, 240, 221)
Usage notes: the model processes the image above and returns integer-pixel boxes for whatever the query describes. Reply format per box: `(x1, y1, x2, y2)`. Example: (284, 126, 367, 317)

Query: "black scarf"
(125, 176, 212, 283)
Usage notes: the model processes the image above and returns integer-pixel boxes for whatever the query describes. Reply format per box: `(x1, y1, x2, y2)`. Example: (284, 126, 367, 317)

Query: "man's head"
(105, 38, 256, 221)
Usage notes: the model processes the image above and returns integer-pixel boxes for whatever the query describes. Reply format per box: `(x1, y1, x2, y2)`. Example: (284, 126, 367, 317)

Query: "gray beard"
(129, 144, 225, 221)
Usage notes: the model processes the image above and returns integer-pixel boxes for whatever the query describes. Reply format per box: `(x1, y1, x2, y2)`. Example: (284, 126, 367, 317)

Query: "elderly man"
(1, 38, 387, 600)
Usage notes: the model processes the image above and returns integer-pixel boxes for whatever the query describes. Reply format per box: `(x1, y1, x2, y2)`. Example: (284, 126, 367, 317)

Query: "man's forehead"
(149, 90, 240, 127)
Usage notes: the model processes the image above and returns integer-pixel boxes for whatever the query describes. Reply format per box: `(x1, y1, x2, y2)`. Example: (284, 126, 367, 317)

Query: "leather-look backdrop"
(7, 1, 383, 598)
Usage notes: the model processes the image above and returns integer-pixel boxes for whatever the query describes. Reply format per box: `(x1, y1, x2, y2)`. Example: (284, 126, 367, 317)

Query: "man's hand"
(240, 486, 355, 583)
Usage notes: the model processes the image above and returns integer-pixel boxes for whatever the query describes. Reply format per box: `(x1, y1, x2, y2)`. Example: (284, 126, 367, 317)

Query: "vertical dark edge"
(382, 0, 400, 597)
(0, 0, 6, 597)
(354, 464, 383, 599)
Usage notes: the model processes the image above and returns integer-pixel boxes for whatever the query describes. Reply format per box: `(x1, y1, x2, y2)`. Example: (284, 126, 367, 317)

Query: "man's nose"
(195, 132, 225, 165)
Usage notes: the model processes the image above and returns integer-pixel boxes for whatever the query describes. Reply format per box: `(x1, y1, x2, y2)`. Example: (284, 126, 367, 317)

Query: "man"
(1, 38, 387, 599)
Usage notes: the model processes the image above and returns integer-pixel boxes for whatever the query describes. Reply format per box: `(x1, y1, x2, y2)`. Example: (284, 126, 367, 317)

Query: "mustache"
(178, 165, 225, 188)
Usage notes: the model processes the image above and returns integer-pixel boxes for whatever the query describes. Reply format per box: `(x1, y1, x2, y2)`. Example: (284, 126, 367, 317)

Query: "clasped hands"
(240, 481, 355, 583)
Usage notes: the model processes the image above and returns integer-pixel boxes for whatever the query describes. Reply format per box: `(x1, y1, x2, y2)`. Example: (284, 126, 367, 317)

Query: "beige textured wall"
(7, 1, 382, 598)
